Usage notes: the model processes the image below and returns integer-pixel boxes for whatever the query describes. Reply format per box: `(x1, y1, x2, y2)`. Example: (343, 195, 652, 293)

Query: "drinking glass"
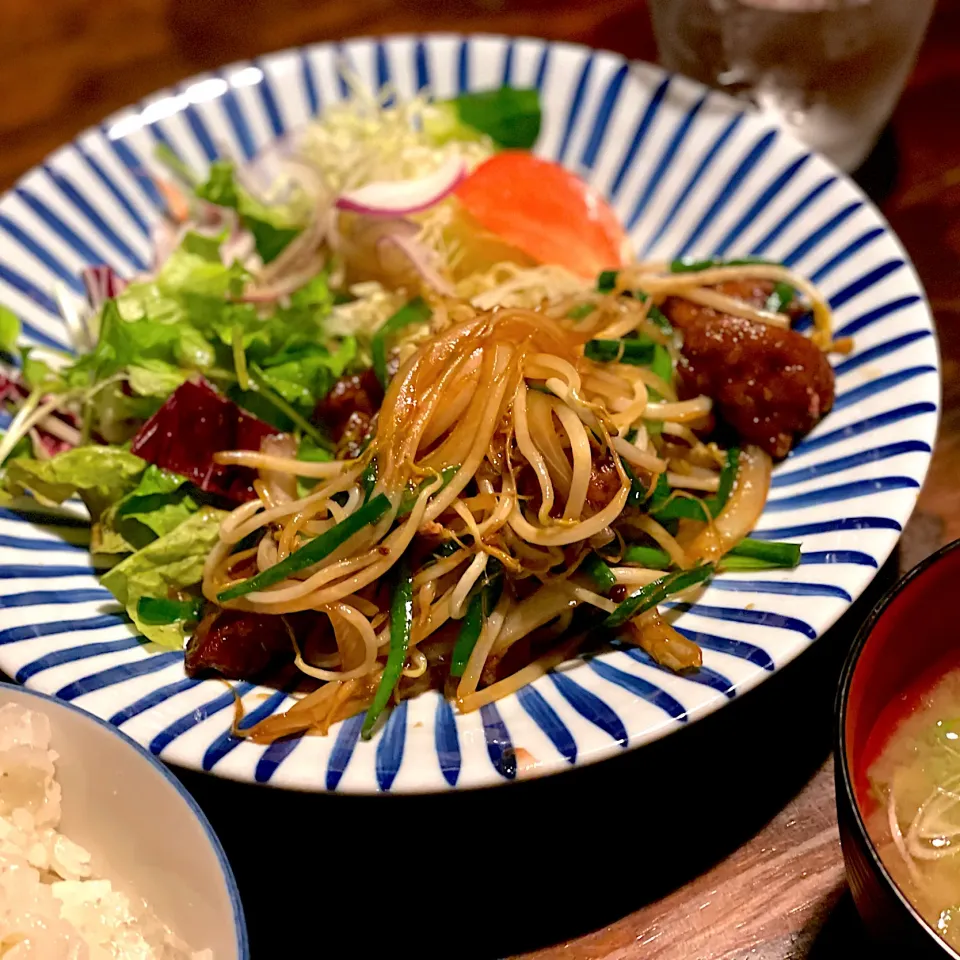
(648, 0, 936, 171)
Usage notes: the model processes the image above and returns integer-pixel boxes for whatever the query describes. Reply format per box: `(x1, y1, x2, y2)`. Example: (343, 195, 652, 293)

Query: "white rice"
(0, 702, 211, 959)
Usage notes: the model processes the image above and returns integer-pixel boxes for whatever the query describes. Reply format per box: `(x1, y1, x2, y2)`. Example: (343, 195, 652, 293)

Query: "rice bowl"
(0, 682, 246, 958)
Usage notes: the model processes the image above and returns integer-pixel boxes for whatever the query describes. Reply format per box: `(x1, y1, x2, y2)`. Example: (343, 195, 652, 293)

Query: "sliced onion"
(240, 254, 326, 303)
(239, 134, 297, 196)
(36, 413, 81, 448)
(256, 212, 327, 286)
(150, 219, 187, 271)
(257, 434, 298, 504)
(340, 215, 454, 296)
(198, 201, 240, 235)
(352, 215, 418, 249)
(688, 445, 772, 562)
(82, 265, 127, 310)
(335, 153, 466, 217)
(376, 231, 455, 296)
(220, 227, 257, 267)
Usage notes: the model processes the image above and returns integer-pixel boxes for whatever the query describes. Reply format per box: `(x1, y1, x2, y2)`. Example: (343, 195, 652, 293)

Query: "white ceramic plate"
(0, 34, 938, 792)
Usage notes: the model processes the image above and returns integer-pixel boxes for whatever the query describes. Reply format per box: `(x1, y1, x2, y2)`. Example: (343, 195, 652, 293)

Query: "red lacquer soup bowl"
(837, 539, 960, 958)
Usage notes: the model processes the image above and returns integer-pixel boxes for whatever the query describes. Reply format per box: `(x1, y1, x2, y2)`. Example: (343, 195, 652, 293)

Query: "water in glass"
(649, 0, 936, 171)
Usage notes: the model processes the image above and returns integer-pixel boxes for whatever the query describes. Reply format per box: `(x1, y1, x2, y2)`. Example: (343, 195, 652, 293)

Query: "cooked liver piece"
(662, 291, 835, 459)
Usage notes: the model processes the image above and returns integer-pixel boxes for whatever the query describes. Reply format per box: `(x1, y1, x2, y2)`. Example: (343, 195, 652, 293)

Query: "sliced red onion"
(258, 433, 298, 503)
(340, 215, 453, 296)
(220, 227, 257, 267)
(28, 428, 52, 461)
(377, 231, 455, 297)
(279, 158, 325, 200)
(35, 413, 81, 448)
(0, 373, 27, 405)
(240, 133, 297, 196)
(82, 265, 128, 311)
(354, 215, 418, 245)
(239, 254, 326, 303)
(335, 153, 466, 217)
(196, 201, 236, 231)
(256, 212, 327, 285)
(151, 219, 188, 271)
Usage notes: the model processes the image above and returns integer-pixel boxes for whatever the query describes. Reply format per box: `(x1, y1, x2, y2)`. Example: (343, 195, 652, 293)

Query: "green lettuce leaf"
(100, 506, 225, 648)
(116, 464, 198, 534)
(94, 497, 198, 555)
(298, 434, 334, 464)
(110, 232, 247, 352)
(93, 465, 199, 554)
(2, 446, 146, 518)
(90, 506, 140, 555)
(196, 161, 306, 263)
(67, 300, 190, 386)
(201, 275, 336, 365)
(113, 280, 183, 326)
(63, 234, 245, 397)
(125, 495, 197, 539)
(21, 348, 65, 392)
(254, 338, 356, 415)
(425, 88, 541, 149)
(296, 434, 335, 497)
(127, 360, 190, 398)
(0, 307, 20, 356)
(87, 385, 162, 446)
(156, 230, 248, 298)
(117, 464, 188, 506)
(289, 274, 334, 311)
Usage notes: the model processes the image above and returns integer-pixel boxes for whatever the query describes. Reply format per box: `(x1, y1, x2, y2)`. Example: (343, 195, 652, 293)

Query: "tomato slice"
(454, 151, 628, 279)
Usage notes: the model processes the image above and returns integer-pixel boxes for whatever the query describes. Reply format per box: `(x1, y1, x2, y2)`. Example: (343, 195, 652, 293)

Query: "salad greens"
(0, 307, 20, 356)
(101, 507, 226, 647)
(95, 466, 199, 554)
(0, 187, 358, 642)
(426, 87, 541, 150)
(1, 446, 146, 517)
(196, 161, 308, 263)
(18, 230, 352, 443)
(136, 595, 205, 627)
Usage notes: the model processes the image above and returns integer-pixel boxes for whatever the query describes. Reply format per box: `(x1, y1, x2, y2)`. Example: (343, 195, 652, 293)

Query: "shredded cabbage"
(459, 263, 592, 310)
(297, 80, 492, 194)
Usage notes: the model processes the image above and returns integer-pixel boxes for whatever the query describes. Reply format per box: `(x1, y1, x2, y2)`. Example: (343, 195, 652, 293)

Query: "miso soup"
(865, 666, 960, 950)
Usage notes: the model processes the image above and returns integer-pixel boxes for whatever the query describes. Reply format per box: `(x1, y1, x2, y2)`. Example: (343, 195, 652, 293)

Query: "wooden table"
(2, 2, 958, 957)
